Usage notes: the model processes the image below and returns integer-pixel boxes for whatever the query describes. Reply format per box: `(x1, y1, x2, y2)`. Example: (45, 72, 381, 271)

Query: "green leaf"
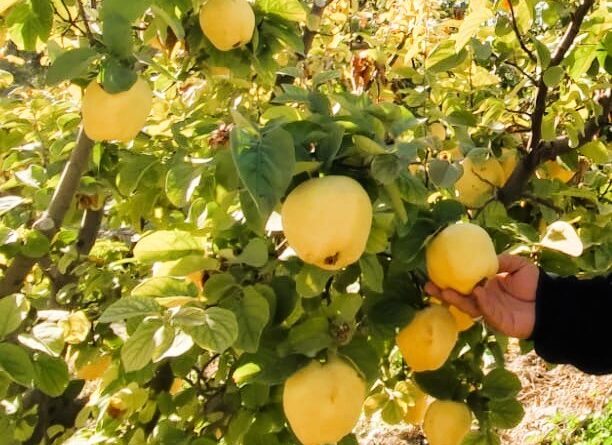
(428, 159, 463, 188)
(6, 0, 53, 51)
(103, 13, 133, 59)
(567, 44, 599, 80)
(381, 397, 406, 425)
(47, 48, 98, 85)
(533, 38, 551, 68)
(232, 238, 269, 267)
(359, 254, 383, 293)
(100, 57, 137, 93)
(0, 294, 30, 340)
(33, 354, 69, 397)
(413, 365, 461, 400)
(287, 316, 333, 357)
(151, 4, 185, 40)
(295, 264, 333, 298)
(21, 230, 50, 258)
(121, 318, 163, 372)
(353, 135, 387, 155)
(152, 255, 220, 277)
(339, 336, 379, 386)
(224, 287, 270, 353)
(21, 322, 64, 356)
(165, 162, 202, 208)
(99, 297, 162, 323)
(233, 348, 304, 386)
(542, 66, 564, 87)
(454, 0, 493, 51)
(172, 307, 208, 327)
(489, 398, 525, 429)
(203, 273, 240, 304)
(230, 126, 296, 221)
(371, 154, 402, 184)
(0, 196, 25, 215)
(188, 307, 238, 353)
(0, 343, 34, 387)
(481, 368, 522, 401)
(579, 140, 609, 164)
(225, 408, 254, 445)
(426, 40, 468, 73)
(132, 277, 198, 299)
(102, 0, 150, 21)
(256, 0, 307, 22)
(133, 230, 204, 263)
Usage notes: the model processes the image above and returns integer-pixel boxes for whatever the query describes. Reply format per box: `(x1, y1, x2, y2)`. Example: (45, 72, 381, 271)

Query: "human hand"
(424, 254, 539, 339)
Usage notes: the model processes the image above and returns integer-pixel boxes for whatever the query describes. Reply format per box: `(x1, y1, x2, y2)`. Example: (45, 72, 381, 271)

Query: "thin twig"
(76, 0, 95, 44)
(503, 60, 537, 83)
(507, 0, 536, 62)
(522, 193, 563, 213)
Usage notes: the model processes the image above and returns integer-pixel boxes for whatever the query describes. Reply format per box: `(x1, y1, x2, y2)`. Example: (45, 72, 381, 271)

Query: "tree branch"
(507, 0, 536, 62)
(274, 0, 331, 87)
(0, 129, 94, 298)
(500, 89, 610, 204)
(528, 0, 595, 150)
(498, 0, 598, 205)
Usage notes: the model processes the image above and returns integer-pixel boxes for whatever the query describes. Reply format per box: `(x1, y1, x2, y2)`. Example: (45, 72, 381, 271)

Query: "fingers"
(438, 288, 481, 318)
(497, 253, 532, 274)
(424, 282, 442, 296)
(425, 281, 481, 317)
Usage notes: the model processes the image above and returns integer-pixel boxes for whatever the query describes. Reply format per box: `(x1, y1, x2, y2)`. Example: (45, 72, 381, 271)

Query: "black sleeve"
(530, 271, 612, 375)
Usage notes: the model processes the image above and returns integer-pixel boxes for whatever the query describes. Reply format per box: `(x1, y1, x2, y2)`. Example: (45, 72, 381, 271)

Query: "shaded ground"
(358, 346, 612, 445)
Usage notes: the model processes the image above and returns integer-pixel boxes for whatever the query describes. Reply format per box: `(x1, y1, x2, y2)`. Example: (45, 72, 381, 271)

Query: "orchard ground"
(358, 340, 612, 445)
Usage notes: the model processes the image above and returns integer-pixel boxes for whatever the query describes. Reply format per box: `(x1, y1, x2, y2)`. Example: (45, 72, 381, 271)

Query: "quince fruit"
(396, 305, 459, 372)
(82, 77, 152, 142)
(423, 400, 472, 445)
(426, 222, 499, 295)
(281, 176, 372, 270)
(283, 357, 366, 445)
(199, 0, 255, 51)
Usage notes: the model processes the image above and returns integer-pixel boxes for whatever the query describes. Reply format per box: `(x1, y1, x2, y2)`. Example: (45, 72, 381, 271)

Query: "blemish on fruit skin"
(232, 41, 241, 48)
(324, 252, 340, 266)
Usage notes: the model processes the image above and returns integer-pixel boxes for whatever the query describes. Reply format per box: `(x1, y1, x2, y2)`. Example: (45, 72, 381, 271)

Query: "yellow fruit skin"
(405, 385, 429, 425)
(199, 0, 255, 51)
(455, 157, 505, 208)
(423, 400, 472, 445)
(426, 222, 499, 295)
(396, 306, 459, 372)
(76, 355, 112, 381)
(430, 297, 474, 332)
(283, 357, 366, 445)
(281, 176, 373, 270)
(82, 77, 152, 142)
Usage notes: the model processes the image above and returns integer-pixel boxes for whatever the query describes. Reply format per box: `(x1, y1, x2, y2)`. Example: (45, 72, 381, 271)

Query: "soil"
(357, 345, 612, 445)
